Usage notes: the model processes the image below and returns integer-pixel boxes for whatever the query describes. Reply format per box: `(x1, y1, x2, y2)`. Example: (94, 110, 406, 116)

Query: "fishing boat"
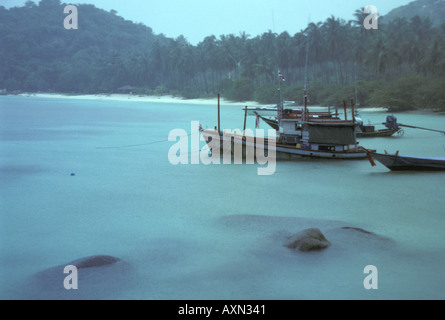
(254, 108, 403, 138)
(368, 151, 445, 171)
(202, 91, 372, 161)
(355, 115, 403, 138)
(253, 112, 278, 130)
(202, 122, 369, 161)
(254, 96, 356, 132)
(356, 125, 401, 138)
(246, 101, 298, 117)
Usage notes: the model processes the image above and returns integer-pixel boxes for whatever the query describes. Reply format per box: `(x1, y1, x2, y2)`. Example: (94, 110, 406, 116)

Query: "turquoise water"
(1, 95, 445, 300)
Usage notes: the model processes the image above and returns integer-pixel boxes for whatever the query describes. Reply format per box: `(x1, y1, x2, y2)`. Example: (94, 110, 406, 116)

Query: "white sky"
(2, 0, 412, 44)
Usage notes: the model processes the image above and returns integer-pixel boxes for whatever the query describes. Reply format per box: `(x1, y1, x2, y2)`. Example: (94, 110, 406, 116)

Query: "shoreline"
(9, 92, 389, 112)
(13, 92, 262, 107)
(7, 92, 442, 114)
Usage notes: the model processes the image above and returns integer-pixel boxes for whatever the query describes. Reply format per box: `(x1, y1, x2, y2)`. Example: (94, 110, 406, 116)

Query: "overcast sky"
(3, 0, 412, 44)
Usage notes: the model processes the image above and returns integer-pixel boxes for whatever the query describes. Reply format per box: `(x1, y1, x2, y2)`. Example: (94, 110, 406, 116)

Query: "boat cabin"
(300, 122, 358, 152)
(278, 118, 303, 144)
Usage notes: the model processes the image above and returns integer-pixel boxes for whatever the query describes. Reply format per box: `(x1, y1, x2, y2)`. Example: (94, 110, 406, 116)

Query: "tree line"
(1, 0, 444, 111)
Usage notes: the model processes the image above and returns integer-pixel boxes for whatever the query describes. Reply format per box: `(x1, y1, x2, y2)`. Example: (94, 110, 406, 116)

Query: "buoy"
(70, 172, 76, 176)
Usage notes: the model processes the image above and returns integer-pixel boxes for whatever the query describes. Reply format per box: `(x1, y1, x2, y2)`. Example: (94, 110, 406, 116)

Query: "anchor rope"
(95, 131, 200, 149)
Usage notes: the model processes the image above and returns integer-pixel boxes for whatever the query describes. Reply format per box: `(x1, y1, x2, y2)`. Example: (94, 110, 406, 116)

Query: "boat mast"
(303, 24, 310, 122)
(217, 93, 221, 135)
(353, 59, 360, 118)
(277, 70, 284, 120)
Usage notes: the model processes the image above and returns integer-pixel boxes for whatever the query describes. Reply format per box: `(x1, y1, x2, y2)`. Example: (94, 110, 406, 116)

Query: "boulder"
(68, 255, 120, 269)
(285, 228, 331, 252)
(341, 227, 373, 234)
(11, 255, 129, 299)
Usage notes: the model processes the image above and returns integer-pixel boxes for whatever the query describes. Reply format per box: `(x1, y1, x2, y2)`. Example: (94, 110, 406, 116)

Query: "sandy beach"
(14, 93, 393, 114)
(17, 92, 263, 107)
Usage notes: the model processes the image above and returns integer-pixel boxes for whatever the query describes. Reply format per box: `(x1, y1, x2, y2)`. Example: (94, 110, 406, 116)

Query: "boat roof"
(303, 121, 356, 127)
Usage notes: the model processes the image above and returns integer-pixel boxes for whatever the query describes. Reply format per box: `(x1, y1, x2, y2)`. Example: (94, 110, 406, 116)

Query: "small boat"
(246, 101, 298, 117)
(255, 111, 403, 138)
(356, 126, 401, 138)
(368, 151, 445, 171)
(254, 112, 279, 130)
(252, 101, 345, 133)
(355, 115, 403, 138)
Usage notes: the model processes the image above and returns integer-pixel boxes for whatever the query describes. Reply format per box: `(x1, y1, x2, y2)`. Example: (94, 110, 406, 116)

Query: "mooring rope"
(95, 131, 200, 150)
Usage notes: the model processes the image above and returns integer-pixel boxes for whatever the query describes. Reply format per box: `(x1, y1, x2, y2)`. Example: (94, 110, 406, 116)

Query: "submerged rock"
(285, 228, 331, 252)
(68, 255, 120, 269)
(341, 227, 373, 234)
(334, 226, 396, 249)
(14, 254, 130, 300)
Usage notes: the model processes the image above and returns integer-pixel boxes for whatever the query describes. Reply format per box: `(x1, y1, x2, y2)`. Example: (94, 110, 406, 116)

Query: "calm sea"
(1, 95, 444, 300)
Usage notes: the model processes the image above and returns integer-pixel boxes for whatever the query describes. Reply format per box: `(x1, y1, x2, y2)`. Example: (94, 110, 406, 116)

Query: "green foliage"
(383, 0, 445, 28)
(225, 78, 255, 102)
(281, 85, 301, 104)
(365, 75, 445, 111)
(419, 80, 445, 111)
(369, 75, 426, 111)
(180, 86, 201, 99)
(254, 84, 280, 104)
(0, 0, 159, 93)
(217, 78, 234, 96)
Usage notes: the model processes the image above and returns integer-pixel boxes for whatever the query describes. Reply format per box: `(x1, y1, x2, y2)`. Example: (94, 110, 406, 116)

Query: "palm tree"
(350, 8, 368, 27)
(240, 39, 258, 79)
(254, 56, 275, 86)
(322, 16, 351, 84)
(304, 22, 325, 83)
(218, 34, 239, 76)
(304, 22, 324, 64)
(421, 39, 441, 76)
(197, 36, 219, 93)
(276, 31, 293, 80)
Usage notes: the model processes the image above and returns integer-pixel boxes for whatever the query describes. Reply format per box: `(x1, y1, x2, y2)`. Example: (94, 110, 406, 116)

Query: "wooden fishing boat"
(202, 122, 370, 161)
(245, 101, 298, 117)
(355, 115, 403, 138)
(255, 110, 403, 138)
(368, 151, 445, 171)
(254, 112, 279, 130)
(356, 125, 401, 138)
(202, 93, 372, 161)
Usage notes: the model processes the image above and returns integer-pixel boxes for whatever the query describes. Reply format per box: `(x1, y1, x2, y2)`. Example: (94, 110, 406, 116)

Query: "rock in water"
(68, 255, 120, 269)
(341, 227, 373, 234)
(13, 255, 131, 300)
(285, 228, 331, 252)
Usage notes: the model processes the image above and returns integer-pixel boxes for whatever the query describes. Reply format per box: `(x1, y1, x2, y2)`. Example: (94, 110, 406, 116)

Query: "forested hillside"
(1, 0, 444, 111)
(384, 0, 445, 27)
(0, 0, 164, 93)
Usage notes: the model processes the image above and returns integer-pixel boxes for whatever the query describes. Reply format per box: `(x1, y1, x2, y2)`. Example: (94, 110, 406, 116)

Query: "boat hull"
(356, 128, 401, 138)
(247, 108, 280, 117)
(202, 130, 369, 160)
(370, 152, 445, 171)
